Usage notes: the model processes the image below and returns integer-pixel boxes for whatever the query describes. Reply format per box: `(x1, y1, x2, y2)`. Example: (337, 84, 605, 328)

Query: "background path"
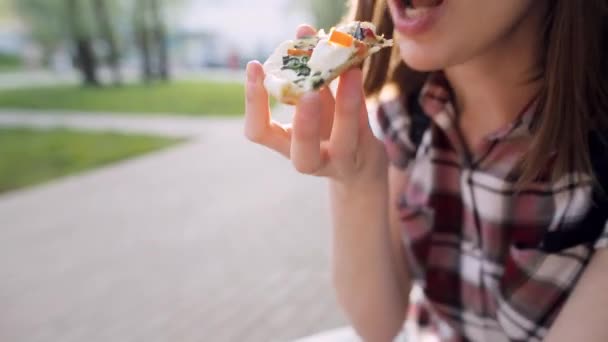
(0, 107, 349, 342)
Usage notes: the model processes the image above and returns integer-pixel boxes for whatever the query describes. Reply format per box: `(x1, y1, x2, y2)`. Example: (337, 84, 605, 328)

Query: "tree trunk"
(75, 39, 99, 86)
(93, 0, 122, 85)
(134, 0, 153, 83)
(150, 0, 169, 81)
(66, 0, 99, 86)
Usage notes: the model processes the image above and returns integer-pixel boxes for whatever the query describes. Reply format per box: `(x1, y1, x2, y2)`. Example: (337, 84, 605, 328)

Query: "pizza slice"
(263, 21, 393, 105)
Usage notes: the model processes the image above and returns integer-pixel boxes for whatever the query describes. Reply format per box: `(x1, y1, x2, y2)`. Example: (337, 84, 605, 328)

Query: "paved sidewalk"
(0, 105, 295, 138)
(0, 110, 218, 138)
(0, 68, 244, 90)
(0, 70, 79, 90)
(0, 109, 347, 342)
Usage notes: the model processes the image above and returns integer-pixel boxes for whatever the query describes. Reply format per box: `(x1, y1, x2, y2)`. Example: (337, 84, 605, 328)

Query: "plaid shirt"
(377, 73, 608, 342)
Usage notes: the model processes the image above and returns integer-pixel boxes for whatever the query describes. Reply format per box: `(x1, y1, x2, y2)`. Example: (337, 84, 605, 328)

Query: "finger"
(296, 24, 329, 138)
(319, 87, 335, 140)
(291, 92, 324, 174)
(266, 122, 292, 158)
(244, 61, 291, 157)
(296, 24, 317, 38)
(330, 68, 366, 162)
(244, 61, 270, 139)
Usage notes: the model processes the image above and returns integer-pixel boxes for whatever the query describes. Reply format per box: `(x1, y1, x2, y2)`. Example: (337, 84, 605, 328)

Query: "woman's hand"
(245, 26, 409, 341)
(244, 25, 388, 190)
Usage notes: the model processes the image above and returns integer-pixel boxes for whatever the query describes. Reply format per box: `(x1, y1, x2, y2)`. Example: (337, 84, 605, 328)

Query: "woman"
(244, 0, 608, 341)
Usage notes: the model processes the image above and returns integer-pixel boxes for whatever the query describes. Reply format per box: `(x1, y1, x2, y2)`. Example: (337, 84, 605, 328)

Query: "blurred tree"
(308, 0, 349, 30)
(65, 0, 99, 86)
(92, 0, 122, 85)
(13, 0, 66, 62)
(150, 0, 169, 81)
(14, 0, 180, 85)
(14, 0, 104, 86)
(134, 0, 170, 83)
(134, 0, 153, 82)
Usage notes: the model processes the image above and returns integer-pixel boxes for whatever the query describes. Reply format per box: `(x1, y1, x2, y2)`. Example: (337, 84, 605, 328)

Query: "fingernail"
(296, 24, 316, 38)
(246, 61, 259, 84)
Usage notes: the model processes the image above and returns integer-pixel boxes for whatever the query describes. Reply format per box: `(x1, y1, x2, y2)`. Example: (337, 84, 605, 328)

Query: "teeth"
(404, 7, 431, 18)
(407, 0, 442, 8)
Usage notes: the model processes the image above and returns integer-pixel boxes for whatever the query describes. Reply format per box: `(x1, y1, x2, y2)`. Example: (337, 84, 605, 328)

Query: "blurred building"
(0, 23, 22, 54)
(0, 16, 32, 62)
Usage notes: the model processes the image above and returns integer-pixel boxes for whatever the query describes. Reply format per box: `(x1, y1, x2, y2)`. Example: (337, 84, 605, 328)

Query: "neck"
(444, 3, 545, 149)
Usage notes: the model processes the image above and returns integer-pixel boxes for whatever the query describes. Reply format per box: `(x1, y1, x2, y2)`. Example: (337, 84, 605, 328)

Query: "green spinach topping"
(311, 75, 325, 89)
(281, 55, 311, 77)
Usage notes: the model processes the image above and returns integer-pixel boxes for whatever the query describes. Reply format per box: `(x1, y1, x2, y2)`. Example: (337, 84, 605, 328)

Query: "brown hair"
(349, 0, 608, 184)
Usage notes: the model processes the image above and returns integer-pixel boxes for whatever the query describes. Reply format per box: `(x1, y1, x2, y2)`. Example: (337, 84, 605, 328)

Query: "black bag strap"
(590, 130, 608, 194)
(540, 130, 608, 252)
(407, 91, 431, 151)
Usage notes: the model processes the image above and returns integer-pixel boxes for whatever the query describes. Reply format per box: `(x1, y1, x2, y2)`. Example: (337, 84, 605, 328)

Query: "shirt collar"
(417, 72, 537, 143)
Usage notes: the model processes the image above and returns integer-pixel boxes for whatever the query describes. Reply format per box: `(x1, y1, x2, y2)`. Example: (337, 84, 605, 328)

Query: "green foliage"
(0, 53, 21, 71)
(13, 0, 70, 53)
(308, 0, 349, 30)
(0, 127, 181, 193)
(13, 0, 125, 59)
(0, 0, 12, 20)
(0, 81, 248, 116)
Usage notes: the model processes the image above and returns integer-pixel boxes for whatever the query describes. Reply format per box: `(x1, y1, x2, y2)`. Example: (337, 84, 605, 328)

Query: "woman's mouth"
(389, 0, 445, 35)
(403, 0, 443, 18)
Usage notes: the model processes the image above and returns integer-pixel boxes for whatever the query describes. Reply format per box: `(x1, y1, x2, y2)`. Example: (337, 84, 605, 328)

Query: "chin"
(397, 37, 451, 72)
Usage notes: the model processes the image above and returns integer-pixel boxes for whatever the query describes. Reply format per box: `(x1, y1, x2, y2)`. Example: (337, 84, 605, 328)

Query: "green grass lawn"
(0, 53, 21, 72)
(0, 81, 249, 115)
(0, 127, 181, 193)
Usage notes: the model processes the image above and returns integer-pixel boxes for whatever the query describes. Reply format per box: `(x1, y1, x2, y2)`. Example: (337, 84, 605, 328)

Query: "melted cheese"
(263, 40, 306, 100)
(307, 39, 356, 77)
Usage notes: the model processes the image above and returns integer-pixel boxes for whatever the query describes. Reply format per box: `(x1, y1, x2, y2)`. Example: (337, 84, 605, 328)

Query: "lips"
(397, 0, 444, 19)
(390, 0, 445, 35)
